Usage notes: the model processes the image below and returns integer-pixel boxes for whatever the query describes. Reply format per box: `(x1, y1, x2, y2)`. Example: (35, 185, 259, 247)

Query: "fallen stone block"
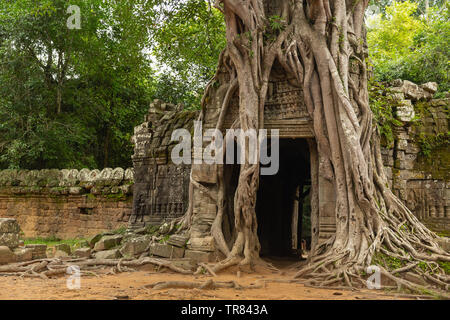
(74, 248, 91, 258)
(55, 243, 71, 255)
(25, 244, 47, 259)
(0, 246, 16, 265)
(0, 218, 21, 249)
(149, 243, 184, 259)
(54, 250, 69, 259)
(420, 82, 438, 94)
(13, 248, 33, 262)
(94, 249, 122, 260)
(396, 100, 415, 122)
(0, 233, 20, 250)
(167, 234, 189, 248)
(88, 233, 103, 248)
(184, 250, 222, 263)
(93, 234, 123, 251)
(0, 218, 21, 234)
(187, 236, 215, 252)
(401, 80, 422, 101)
(120, 236, 151, 257)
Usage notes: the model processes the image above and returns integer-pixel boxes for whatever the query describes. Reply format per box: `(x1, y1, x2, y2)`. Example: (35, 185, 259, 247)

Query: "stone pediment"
(205, 78, 314, 138)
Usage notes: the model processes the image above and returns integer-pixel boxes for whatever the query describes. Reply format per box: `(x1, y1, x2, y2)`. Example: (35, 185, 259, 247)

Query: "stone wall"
(130, 100, 198, 228)
(380, 80, 449, 236)
(0, 168, 134, 239)
(131, 81, 448, 240)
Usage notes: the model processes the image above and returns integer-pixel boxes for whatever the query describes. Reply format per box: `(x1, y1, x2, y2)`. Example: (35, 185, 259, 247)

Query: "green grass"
(437, 261, 450, 275)
(110, 226, 127, 235)
(24, 236, 87, 249)
(372, 251, 405, 270)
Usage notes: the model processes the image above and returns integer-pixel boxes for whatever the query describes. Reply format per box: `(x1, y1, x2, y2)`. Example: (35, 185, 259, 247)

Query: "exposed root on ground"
(0, 256, 194, 278)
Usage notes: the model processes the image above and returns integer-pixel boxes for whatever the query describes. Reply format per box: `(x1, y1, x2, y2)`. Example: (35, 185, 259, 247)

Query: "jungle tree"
(181, 0, 450, 295)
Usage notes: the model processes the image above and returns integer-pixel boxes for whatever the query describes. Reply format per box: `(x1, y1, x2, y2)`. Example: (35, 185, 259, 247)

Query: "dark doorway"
(256, 139, 311, 257)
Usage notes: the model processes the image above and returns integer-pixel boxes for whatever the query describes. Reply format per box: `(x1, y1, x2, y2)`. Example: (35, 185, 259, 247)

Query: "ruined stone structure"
(130, 80, 449, 258)
(130, 100, 198, 229)
(0, 168, 133, 239)
(381, 80, 449, 237)
(0, 80, 445, 262)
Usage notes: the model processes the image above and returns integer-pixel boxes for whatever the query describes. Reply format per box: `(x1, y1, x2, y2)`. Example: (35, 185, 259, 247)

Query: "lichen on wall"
(0, 168, 134, 239)
(378, 80, 449, 235)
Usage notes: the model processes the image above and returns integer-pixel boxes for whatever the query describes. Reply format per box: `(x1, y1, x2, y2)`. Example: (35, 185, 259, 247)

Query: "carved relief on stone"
(264, 80, 308, 120)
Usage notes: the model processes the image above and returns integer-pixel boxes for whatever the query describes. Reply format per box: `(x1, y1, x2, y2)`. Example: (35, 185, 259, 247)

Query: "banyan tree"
(174, 0, 449, 295)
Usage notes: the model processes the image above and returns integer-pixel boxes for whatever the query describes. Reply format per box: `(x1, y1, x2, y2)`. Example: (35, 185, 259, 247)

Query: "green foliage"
(159, 234, 170, 244)
(24, 236, 86, 248)
(111, 226, 127, 235)
(268, 15, 285, 32)
(150, 0, 226, 108)
(369, 80, 403, 147)
(0, 0, 155, 170)
(368, 1, 449, 94)
(145, 224, 160, 235)
(412, 100, 450, 161)
(416, 132, 450, 158)
(437, 261, 450, 274)
(372, 250, 405, 270)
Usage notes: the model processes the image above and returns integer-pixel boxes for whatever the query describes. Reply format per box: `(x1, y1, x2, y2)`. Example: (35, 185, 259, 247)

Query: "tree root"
(0, 257, 194, 278)
(144, 279, 266, 291)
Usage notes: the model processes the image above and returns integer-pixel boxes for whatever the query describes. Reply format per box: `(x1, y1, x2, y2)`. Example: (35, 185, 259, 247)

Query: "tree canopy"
(0, 0, 447, 170)
(368, 0, 449, 93)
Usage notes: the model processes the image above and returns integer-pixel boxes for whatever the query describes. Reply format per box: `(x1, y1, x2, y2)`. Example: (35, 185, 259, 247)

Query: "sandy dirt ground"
(0, 262, 408, 300)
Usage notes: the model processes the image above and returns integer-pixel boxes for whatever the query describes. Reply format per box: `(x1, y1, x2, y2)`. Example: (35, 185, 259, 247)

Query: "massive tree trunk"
(183, 0, 449, 295)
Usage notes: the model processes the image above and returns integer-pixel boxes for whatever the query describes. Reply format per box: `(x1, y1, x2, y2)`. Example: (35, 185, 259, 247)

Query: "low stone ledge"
(0, 168, 134, 196)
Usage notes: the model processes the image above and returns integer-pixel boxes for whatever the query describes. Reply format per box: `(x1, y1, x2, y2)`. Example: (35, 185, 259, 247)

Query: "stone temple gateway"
(130, 77, 449, 260)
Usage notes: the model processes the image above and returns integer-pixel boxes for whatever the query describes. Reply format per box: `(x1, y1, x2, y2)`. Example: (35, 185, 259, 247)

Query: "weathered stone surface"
(110, 168, 125, 186)
(124, 168, 134, 182)
(167, 234, 189, 248)
(149, 243, 184, 258)
(184, 250, 221, 263)
(396, 100, 415, 122)
(88, 234, 103, 248)
(25, 244, 47, 259)
(0, 168, 132, 191)
(120, 236, 151, 257)
(0, 218, 21, 234)
(0, 218, 21, 249)
(0, 167, 132, 239)
(0, 232, 20, 250)
(400, 80, 423, 101)
(420, 82, 438, 94)
(54, 250, 69, 258)
(55, 243, 71, 255)
(0, 246, 15, 265)
(74, 248, 91, 258)
(130, 100, 196, 227)
(69, 187, 83, 195)
(59, 169, 79, 187)
(13, 248, 33, 262)
(159, 223, 171, 235)
(94, 249, 122, 259)
(187, 236, 215, 252)
(93, 234, 123, 252)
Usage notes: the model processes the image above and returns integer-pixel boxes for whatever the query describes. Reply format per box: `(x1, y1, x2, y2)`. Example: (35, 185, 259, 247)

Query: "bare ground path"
(0, 262, 410, 300)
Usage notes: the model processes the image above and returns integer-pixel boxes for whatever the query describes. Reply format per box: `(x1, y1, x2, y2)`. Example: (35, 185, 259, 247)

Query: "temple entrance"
(256, 139, 311, 258)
